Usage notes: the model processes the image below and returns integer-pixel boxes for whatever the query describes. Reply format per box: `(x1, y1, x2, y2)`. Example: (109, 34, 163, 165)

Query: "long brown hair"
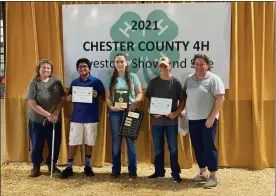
(191, 53, 213, 71)
(109, 53, 132, 95)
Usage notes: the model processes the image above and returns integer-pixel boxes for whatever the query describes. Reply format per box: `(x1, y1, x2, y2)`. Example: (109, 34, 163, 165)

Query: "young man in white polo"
(59, 58, 105, 178)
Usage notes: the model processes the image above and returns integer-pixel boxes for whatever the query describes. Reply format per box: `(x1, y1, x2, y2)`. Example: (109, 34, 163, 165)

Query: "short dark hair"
(76, 58, 91, 70)
(191, 53, 213, 71)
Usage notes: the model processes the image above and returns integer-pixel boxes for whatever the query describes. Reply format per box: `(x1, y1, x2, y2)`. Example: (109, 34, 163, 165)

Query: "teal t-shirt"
(104, 72, 141, 104)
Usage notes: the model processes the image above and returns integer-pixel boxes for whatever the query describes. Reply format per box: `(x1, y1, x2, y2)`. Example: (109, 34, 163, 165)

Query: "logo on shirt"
(52, 84, 60, 91)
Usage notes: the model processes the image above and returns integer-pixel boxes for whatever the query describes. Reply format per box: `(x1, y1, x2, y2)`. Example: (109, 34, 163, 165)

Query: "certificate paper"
(149, 97, 172, 115)
(72, 86, 93, 103)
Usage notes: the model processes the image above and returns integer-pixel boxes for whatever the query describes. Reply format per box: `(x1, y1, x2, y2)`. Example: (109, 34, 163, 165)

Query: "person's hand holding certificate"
(72, 86, 93, 103)
(149, 97, 172, 115)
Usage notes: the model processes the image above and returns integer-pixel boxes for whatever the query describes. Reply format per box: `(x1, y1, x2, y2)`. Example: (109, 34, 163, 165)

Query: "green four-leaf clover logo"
(110, 10, 180, 84)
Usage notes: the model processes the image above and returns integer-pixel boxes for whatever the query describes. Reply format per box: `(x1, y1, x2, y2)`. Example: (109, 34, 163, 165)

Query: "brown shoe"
(29, 165, 41, 177)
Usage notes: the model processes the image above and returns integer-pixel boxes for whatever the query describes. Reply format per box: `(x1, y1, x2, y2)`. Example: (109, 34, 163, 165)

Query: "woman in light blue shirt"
(183, 54, 225, 188)
(104, 53, 142, 178)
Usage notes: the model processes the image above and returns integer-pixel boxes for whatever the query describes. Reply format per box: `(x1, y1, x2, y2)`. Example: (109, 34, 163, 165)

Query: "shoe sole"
(59, 174, 73, 179)
(148, 175, 165, 179)
(203, 184, 217, 189)
(193, 179, 209, 183)
(148, 177, 165, 180)
(59, 176, 73, 179)
(203, 182, 218, 189)
(29, 174, 41, 177)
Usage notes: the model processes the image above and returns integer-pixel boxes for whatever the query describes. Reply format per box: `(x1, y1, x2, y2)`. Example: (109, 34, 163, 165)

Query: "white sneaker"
(203, 176, 218, 188)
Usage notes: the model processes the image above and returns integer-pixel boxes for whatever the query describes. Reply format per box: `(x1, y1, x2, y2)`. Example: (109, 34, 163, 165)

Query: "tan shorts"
(69, 122, 98, 146)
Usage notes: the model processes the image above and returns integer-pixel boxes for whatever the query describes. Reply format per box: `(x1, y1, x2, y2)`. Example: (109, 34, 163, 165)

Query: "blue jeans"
(109, 111, 137, 174)
(188, 119, 218, 172)
(29, 120, 62, 166)
(152, 125, 181, 178)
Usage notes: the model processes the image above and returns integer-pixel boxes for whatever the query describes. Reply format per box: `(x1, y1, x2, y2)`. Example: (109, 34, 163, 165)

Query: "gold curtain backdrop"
(4, 2, 275, 169)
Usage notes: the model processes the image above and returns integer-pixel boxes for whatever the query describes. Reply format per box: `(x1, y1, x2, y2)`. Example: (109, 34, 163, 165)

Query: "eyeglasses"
(78, 65, 89, 69)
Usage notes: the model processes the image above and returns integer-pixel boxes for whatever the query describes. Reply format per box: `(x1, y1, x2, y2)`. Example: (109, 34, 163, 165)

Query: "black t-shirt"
(146, 76, 183, 126)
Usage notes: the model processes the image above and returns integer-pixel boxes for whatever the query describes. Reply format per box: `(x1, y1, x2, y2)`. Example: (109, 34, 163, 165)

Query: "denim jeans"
(29, 120, 62, 166)
(109, 110, 137, 174)
(152, 125, 181, 178)
(188, 119, 218, 172)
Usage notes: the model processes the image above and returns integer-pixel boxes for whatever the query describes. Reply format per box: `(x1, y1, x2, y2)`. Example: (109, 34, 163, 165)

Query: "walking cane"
(50, 122, 55, 178)
(43, 118, 55, 178)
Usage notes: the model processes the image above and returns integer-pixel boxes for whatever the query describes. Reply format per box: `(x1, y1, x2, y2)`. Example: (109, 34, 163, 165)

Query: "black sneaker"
(173, 176, 182, 183)
(59, 167, 73, 179)
(48, 164, 61, 174)
(111, 172, 120, 178)
(129, 172, 137, 178)
(84, 166, 95, 177)
(148, 173, 165, 179)
(29, 165, 41, 177)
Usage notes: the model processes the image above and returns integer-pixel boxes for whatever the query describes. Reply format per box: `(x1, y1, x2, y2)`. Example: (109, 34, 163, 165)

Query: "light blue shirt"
(183, 72, 225, 120)
(104, 72, 141, 104)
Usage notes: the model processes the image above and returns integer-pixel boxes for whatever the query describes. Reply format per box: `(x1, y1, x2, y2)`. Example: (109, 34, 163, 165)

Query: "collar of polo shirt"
(79, 75, 92, 82)
(193, 71, 211, 81)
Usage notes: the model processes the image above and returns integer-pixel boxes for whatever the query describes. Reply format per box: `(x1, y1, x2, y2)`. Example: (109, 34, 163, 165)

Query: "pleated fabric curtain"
(4, 1, 275, 169)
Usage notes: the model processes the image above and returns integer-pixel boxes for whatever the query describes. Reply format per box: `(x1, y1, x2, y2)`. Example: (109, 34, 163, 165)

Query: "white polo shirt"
(183, 71, 225, 120)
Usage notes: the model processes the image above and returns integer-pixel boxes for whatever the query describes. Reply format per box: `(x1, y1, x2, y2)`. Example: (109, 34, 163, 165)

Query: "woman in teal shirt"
(105, 53, 142, 178)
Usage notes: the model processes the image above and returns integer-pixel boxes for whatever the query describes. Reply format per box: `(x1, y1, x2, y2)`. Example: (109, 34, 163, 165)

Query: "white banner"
(62, 3, 231, 88)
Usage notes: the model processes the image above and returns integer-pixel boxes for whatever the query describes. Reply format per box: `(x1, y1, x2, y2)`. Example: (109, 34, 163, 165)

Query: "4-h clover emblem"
(109, 10, 180, 84)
